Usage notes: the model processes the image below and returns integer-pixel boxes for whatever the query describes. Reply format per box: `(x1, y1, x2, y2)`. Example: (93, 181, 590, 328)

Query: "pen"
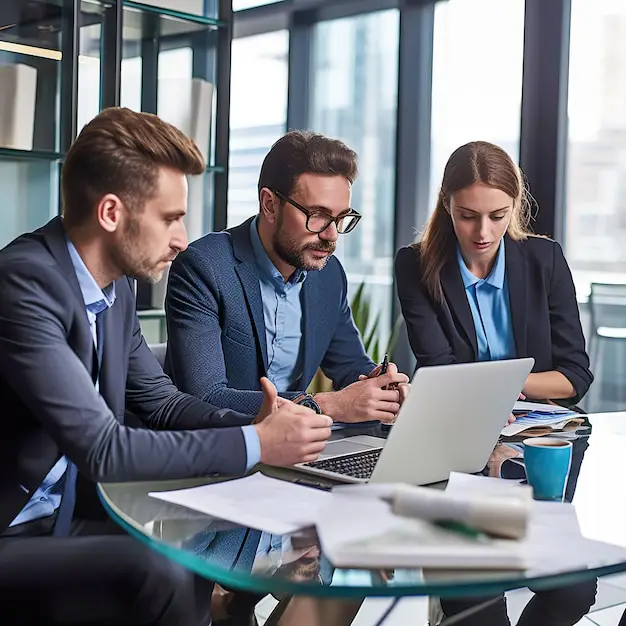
(436, 520, 484, 539)
(380, 353, 389, 376)
(379, 353, 389, 390)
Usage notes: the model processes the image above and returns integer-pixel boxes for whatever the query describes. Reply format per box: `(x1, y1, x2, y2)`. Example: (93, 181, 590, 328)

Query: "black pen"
(380, 353, 389, 389)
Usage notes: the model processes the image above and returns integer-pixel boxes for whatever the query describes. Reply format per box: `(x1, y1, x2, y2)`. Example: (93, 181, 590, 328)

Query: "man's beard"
(112, 217, 166, 284)
(273, 215, 336, 271)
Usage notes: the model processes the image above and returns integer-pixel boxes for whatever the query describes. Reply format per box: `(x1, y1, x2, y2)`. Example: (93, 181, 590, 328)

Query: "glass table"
(98, 411, 626, 624)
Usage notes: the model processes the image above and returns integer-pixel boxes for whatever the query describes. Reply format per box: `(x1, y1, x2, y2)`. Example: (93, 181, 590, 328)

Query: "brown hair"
(417, 141, 534, 303)
(257, 130, 358, 198)
(62, 107, 205, 227)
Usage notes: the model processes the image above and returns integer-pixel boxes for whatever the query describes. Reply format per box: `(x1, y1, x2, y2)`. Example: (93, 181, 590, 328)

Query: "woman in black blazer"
(395, 141, 596, 626)
(396, 141, 592, 404)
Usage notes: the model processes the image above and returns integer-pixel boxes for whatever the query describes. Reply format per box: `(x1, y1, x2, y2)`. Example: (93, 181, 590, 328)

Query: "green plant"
(307, 281, 405, 393)
(350, 281, 404, 363)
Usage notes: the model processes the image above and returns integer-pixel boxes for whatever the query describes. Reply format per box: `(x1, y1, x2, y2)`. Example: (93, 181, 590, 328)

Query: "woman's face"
(449, 182, 514, 264)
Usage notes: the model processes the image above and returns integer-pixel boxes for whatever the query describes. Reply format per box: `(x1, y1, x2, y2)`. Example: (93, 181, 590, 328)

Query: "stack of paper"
(317, 473, 626, 571)
(149, 473, 331, 535)
(501, 401, 584, 436)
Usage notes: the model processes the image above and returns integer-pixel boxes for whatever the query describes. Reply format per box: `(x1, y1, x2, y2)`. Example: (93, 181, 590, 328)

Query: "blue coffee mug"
(523, 437, 572, 501)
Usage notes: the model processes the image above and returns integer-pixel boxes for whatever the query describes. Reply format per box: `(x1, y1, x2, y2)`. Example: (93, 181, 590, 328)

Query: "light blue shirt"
(249, 218, 306, 393)
(10, 239, 116, 527)
(457, 241, 516, 362)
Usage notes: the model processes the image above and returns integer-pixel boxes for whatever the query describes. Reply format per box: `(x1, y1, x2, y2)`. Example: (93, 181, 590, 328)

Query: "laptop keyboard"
(302, 448, 382, 480)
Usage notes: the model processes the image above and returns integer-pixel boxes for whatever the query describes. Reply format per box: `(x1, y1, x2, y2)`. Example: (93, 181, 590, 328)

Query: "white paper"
(317, 494, 526, 570)
(149, 473, 331, 535)
(513, 401, 572, 414)
(319, 474, 626, 573)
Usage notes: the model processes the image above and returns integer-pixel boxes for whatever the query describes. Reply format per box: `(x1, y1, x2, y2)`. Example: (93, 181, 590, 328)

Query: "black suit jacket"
(0, 217, 252, 532)
(395, 235, 593, 403)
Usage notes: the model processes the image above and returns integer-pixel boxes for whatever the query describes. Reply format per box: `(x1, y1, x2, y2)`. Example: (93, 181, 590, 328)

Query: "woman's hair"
(417, 141, 534, 303)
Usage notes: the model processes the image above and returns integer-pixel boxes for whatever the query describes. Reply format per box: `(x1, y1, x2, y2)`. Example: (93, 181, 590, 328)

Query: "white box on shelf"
(0, 63, 38, 151)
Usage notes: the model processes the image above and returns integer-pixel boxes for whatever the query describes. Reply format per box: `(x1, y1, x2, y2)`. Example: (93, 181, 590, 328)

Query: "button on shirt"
(10, 239, 116, 527)
(457, 241, 516, 362)
(249, 218, 306, 393)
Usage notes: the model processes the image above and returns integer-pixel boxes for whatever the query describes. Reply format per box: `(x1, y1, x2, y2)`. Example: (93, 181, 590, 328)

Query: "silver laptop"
(294, 358, 534, 485)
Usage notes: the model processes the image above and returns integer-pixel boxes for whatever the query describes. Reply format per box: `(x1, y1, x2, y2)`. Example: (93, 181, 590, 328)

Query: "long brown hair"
(417, 141, 534, 303)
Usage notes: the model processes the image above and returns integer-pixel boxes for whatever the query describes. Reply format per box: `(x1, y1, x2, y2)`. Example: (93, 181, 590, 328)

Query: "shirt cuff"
(242, 425, 261, 472)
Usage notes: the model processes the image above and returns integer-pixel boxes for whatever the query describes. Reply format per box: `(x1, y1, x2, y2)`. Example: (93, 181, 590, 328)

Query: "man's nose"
(319, 220, 339, 242)
(172, 221, 188, 252)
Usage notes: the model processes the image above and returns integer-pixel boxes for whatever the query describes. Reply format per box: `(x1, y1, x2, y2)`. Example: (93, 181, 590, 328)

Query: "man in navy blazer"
(0, 109, 331, 626)
(166, 130, 408, 422)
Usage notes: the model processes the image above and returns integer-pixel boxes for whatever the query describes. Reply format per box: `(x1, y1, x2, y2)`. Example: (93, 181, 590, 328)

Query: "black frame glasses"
(272, 189, 362, 234)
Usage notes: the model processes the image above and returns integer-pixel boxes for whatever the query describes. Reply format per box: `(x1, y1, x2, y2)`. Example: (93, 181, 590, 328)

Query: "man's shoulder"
(0, 230, 57, 278)
(186, 231, 236, 262)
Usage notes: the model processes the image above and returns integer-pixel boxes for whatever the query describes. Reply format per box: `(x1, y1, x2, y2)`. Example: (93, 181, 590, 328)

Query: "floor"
(255, 572, 626, 625)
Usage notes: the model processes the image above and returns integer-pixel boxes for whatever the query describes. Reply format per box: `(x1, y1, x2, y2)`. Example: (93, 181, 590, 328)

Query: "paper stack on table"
(501, 401, 584, 437)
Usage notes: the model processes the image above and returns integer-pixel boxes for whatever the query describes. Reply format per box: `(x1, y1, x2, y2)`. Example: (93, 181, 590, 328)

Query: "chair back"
(149, 342, 168, 369)
(589, 283, 626, 333)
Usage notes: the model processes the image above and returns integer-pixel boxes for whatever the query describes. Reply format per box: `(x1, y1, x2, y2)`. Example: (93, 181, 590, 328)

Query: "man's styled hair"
(62, 107, 205, 227)
(257, 130, 358, 198)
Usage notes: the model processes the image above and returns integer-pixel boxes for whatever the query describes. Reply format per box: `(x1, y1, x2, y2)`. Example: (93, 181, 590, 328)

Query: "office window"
(565, 0, 626, 296)
(310, 10, 399, 350)
(228, 30, 288, 227)
(429, 0, 525, 216)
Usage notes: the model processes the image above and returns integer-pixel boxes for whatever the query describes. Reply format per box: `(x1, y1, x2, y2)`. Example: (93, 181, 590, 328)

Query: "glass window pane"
(565, 0, 626, 295)
(429, 0, 525, 214)
(310, 10, 399, 351)
(227, 30, 288, 227)
(0, 158, 59, 248)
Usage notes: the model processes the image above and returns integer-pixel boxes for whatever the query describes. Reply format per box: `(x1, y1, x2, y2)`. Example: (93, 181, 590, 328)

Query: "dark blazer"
(395, 235, 593, 403)
(0, 217, 252, 533)
(165, 217, 375, 415)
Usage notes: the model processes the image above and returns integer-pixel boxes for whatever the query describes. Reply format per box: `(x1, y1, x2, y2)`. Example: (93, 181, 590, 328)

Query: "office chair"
(587, 282, 626, 410)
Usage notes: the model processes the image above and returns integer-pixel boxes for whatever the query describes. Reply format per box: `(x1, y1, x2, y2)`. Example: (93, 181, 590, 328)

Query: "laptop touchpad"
(321, 435, 386, 458)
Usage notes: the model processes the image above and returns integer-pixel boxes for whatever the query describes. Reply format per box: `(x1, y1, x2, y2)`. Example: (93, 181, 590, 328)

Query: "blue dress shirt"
(10, 239, 116, 527)
(249, 217, 306, 393)
(456, 241, 516, 362)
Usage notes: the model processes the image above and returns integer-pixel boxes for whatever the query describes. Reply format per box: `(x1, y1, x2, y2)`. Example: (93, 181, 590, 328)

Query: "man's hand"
(255, 377, 332, 466)
(254, 376, 286, 424)
(317, 364, 409, 424)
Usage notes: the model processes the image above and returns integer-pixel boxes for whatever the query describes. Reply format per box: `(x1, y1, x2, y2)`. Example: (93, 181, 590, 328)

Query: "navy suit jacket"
(0, 217, 251, 532)
(165, 217, 375, 415)
(395, 235, 593, 404)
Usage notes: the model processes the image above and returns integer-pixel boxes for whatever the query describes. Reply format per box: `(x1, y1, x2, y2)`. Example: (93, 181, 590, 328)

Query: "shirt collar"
(249, 217, 307, 287)
(457, 240, 506, 290)
(66, 238, 116, 313)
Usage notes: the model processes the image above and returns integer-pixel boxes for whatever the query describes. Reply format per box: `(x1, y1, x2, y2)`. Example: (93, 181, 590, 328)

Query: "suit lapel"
(300, 273, 322, 387)
(440, 255, 478, 359)
(41, 217, 98, 380)
(231, 219, 269, 371)
(505, 236, 528, 358)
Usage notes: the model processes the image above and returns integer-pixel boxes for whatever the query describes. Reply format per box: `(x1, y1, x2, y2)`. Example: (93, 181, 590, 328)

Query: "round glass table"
(98, 411, 626, 621)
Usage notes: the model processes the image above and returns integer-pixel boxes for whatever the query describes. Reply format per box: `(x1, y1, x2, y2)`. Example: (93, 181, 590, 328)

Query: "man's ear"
(96, 193, 124, 233)
(259, 187, 279, 225)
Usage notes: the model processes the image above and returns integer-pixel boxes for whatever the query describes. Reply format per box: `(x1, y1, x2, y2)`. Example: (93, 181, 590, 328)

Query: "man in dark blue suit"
(165, 130, 409, 423)
(0, 109, 332, 626)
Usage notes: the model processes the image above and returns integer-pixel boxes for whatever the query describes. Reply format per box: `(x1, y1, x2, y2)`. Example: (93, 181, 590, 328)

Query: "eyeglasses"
(272, 189, 362, 235)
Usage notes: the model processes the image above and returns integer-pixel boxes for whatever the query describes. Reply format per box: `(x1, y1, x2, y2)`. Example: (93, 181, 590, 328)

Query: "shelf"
(0, 147, 64, 162)
(206, 165, 225, 173)
(123, 1, 225, 42)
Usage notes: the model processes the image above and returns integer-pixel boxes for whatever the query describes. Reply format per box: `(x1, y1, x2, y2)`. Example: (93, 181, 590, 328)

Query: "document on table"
(513, 401, 572, 414)
(318, 473, 626, 571)
(149, 473, 331, 535)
